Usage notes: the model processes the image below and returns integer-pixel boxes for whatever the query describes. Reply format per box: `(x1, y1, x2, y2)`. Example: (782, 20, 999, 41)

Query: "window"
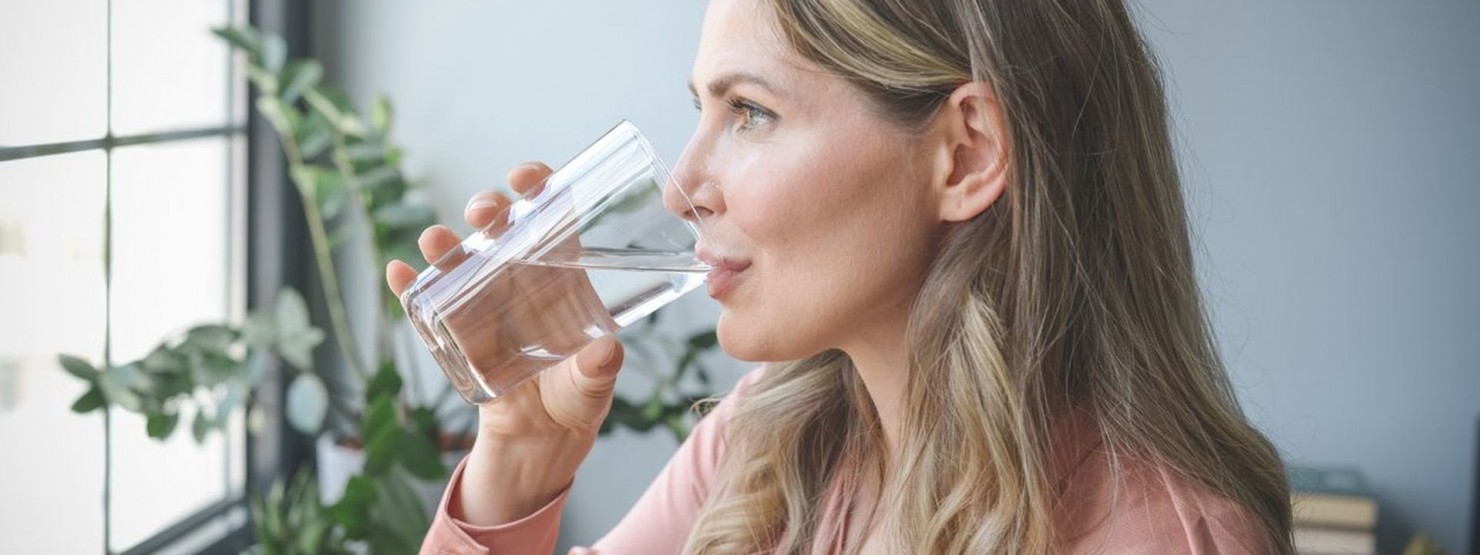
(0, 1, 250, 553)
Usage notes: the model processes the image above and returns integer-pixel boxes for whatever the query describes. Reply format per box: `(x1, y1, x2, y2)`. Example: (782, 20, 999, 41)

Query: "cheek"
(715, 134, 934, 360)
(724, 147, 811, 235)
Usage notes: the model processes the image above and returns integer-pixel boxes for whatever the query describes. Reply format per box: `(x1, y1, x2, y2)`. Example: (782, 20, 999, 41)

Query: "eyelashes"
(691, 97, 777, 132)
(727, 98, 774, 131)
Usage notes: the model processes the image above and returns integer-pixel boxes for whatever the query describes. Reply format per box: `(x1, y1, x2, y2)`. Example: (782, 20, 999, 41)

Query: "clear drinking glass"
(401, 120, 708, 404)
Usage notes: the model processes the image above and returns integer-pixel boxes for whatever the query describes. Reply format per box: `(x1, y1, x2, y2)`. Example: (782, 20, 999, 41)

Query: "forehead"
(692, 0, 808, 92)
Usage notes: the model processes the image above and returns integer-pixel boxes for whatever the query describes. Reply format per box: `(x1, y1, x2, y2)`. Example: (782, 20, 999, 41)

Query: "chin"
(715, 311, 824, 363)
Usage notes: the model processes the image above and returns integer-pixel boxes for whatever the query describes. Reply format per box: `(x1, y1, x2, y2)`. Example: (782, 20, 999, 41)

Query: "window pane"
(0, 1, 107, 145)
(112, 0, 234, 136)
(0, 152, 108, 554)
(108, 137, 236, 551)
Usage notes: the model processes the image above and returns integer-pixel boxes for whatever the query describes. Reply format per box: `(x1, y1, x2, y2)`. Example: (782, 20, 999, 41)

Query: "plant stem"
(322, 104, 411, 406)
(260, 100, 373, 383)
(324, 126, 396, 390)
(295, 184, 373, 382)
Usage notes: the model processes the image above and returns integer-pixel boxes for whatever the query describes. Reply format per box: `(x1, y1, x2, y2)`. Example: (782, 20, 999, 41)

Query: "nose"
(662, 133, 723, 227)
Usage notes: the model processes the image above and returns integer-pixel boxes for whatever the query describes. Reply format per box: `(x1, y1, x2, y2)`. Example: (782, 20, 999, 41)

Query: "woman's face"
(666, 0, 946, 362)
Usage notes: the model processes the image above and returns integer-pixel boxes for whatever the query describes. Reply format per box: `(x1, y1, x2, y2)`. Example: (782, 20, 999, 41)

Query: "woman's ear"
(930, 81, 1009, 222)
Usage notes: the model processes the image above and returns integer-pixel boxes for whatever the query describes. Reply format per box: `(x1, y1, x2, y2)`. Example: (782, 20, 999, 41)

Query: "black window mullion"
(0, 126, 246, 163)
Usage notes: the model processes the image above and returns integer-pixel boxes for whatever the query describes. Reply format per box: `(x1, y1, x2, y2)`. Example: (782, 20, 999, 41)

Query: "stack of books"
(1288, 465, 1378, 555)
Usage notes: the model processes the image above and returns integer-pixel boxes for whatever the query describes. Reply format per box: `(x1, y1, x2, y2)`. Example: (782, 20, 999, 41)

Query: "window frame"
(0, 0, 313, 552)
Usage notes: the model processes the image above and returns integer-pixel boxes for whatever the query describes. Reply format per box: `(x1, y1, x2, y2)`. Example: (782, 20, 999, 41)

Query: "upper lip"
(696, 248, 751, 272)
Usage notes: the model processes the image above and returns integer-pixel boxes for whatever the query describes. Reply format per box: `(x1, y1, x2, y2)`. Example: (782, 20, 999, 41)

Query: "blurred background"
(0, 1, 1475, 554)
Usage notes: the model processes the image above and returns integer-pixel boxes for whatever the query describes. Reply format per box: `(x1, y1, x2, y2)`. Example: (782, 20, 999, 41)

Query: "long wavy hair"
(680, 0, 1293, 553)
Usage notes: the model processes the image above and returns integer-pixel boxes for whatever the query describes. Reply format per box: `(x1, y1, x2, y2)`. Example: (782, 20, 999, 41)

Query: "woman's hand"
(385, 162, 627, 525)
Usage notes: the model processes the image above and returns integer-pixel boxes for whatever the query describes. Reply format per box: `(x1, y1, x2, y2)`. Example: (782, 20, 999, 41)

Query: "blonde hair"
(682, 0, 1293, 553)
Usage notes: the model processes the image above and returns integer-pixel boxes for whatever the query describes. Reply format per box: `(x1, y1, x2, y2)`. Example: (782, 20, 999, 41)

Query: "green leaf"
(245, 64, 280, 93)
(218, 382, 245, 422)
(326, 475, 377, 537)
(147, 411, 181, 440)
(604, 397, 652, 433)
(150, 363, 194, 398)
(273, 288, 324, 371)
(261, 33, 287, 73)
(303, 89, 368, 137)
(409, 406, 439, 436)
(357, 165, 404, 195)
(364, 361, 402, 404)
(100, 363, 146, 412)
(186, 324, 237, 354)
(140, 345, 178, 373)
(687, 330, 718, 350)
(241, 313, 277, 349)
(401, 430, 445, 480)
(190, 351, 239, 388)
(344, 141, 386, 163)
(248, 493, 271, 547)
(211, 27, 264, 59)
(256, 96, 298, 138)
(266, 478, 286, 539)
(192, 411, 213, 444)
(294, 166, 350, 220)
(641, 396, 664, 420)
(70, 386, 106, 413)
(371, 201, 434, 229)
(402, 411, 446, 480)
(278, 60, 323, 104)
(296, 112, 334, 160)
(242, 349, 269, 386)
(366, 472, 429, 553)
(285, 373, 329, 436)
(316, 172, 350, 221)
(360, 396, 402, 476)
(58, 354, 100, 382)
(370, 96, 392, 135)
(663, 413, 690, 442)
(298, 516, 338, 555)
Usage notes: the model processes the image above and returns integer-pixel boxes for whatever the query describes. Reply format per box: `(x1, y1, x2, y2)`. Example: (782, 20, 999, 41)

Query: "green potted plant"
(60, 23, 725, 553)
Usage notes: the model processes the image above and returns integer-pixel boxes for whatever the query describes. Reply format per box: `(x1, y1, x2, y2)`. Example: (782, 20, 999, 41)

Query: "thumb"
(571, 335, 624, 392)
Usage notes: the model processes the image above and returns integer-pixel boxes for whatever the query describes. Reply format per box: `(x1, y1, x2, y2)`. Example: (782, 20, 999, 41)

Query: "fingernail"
(598, 337, 619, 367)
(466, 196, 499, 212)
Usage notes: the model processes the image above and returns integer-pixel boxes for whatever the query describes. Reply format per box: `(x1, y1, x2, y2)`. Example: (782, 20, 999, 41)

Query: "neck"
(840, 321, 911, 457)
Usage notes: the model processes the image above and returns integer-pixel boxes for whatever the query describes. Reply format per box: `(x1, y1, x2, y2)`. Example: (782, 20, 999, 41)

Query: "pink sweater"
(421, 369, 1276, 554)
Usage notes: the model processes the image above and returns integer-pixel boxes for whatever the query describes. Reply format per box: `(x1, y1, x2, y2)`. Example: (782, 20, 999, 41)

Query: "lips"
(696, 248, 751, 300)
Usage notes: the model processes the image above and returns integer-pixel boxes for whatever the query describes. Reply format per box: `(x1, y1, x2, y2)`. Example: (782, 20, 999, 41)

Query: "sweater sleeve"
(419, 367, 765, 555)
(419, 459, 571, 555)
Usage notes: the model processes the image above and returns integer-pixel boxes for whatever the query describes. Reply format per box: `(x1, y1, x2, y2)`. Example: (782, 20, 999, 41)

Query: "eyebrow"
(687, 72, 786, 100)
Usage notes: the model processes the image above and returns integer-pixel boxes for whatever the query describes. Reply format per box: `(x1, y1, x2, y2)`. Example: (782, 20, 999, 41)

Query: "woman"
(387, 0, 1293, 552)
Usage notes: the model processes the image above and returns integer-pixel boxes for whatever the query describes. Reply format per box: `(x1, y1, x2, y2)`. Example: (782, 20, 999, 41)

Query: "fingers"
(463, 162, 552, 231)
(507, 162, 553, 198)
(419, 225, 467, 270)
(464, 191, 513, 232)
(386, 224, 466, 297)
(385, 259, 418, 297)
(572, 335, 624, 387)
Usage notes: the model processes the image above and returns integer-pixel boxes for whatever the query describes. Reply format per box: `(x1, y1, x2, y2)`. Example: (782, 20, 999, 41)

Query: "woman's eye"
(727, 99, 775, 131)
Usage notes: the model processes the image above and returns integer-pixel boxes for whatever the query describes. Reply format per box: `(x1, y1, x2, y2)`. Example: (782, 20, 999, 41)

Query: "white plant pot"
(315, 434, 470, 515)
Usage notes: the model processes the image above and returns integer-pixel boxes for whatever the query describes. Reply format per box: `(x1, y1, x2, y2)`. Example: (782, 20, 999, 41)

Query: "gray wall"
(314, 1, 1480, 552)
(1138, 2, 1480, 552)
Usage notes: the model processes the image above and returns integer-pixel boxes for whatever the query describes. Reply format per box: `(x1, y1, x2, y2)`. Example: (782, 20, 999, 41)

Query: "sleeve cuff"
(423, 456, 572, 554)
